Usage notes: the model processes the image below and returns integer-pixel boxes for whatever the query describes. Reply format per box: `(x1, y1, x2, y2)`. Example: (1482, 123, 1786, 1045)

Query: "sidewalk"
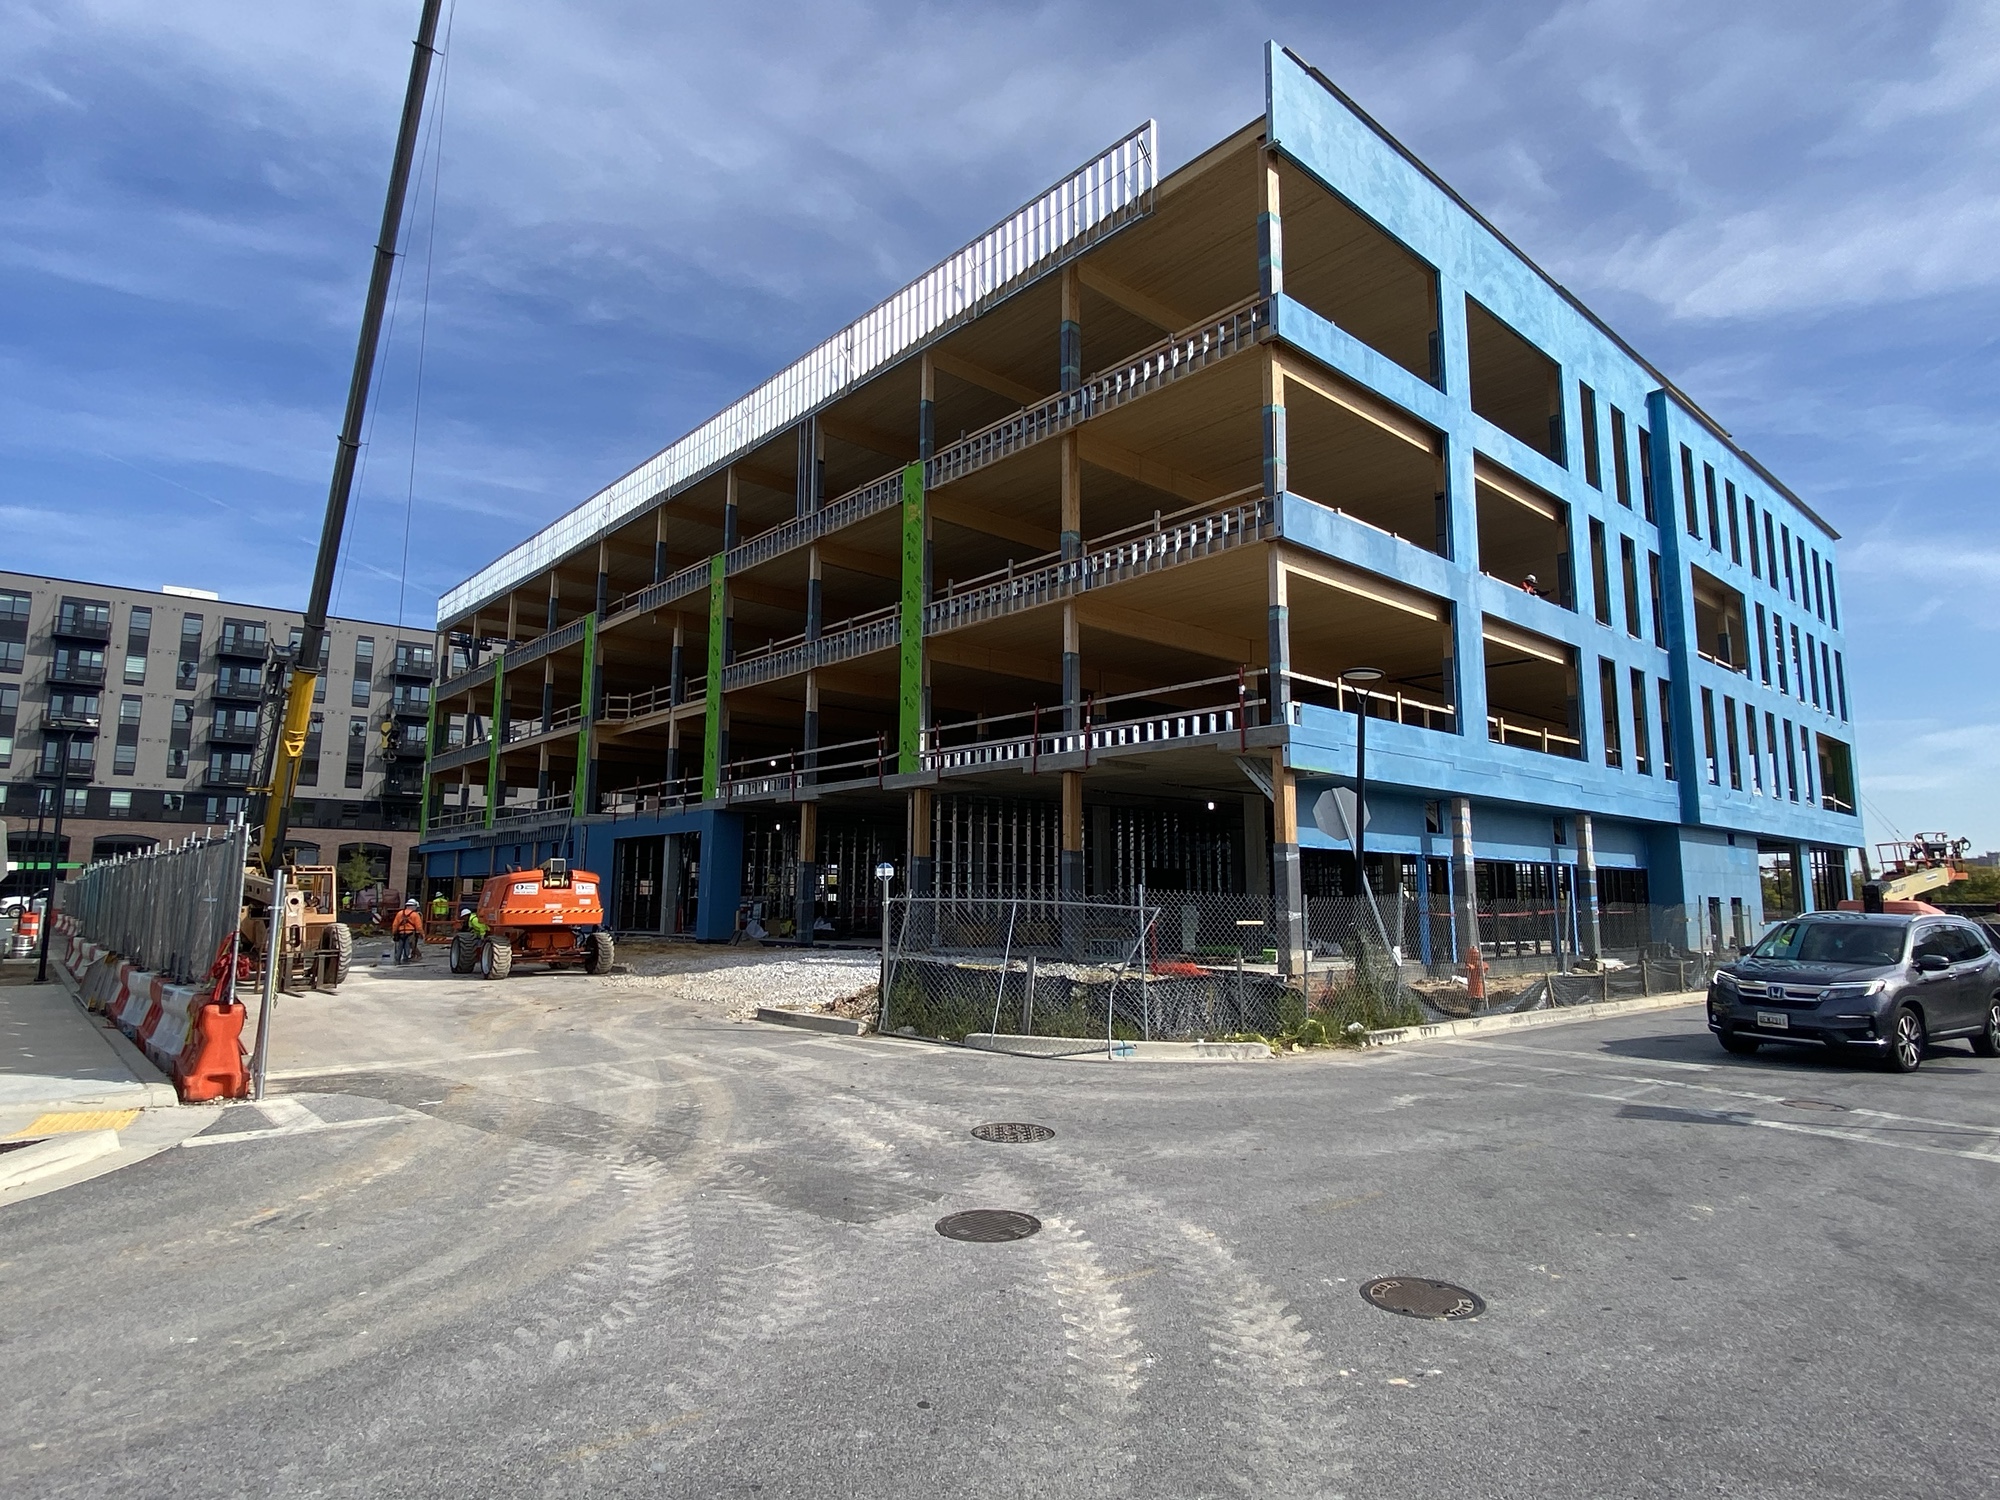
(0, 977, 179, 1126)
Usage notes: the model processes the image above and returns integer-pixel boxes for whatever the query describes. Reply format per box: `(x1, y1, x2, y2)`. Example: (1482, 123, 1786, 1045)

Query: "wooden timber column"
(666, 614, 685, 785)
(537, 659, 555, 798)
(596, 539, 610, 619)
(1059, 266, 1086, 901)
(653, 507, 668, 584)
(796, 798, 818, 947)
(1452, 796, 1478, 964)
(1266, 544, 1290, 728)
(897, 457, 934, 897)
(1270, 745, 1304, 976)
(1575, 811, 1601, 959)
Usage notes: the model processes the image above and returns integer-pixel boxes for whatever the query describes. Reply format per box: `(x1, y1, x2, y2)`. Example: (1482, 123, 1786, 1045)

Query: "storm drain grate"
(1361, 1277, 1485, 1321)
(936, 1209, 1042, 1243)
(1780, 1098, 1848, 1112)
(970, 1122, 1056, 1144)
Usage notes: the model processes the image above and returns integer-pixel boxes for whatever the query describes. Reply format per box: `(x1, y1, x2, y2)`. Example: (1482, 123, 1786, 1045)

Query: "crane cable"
(330, 0, 457, 622)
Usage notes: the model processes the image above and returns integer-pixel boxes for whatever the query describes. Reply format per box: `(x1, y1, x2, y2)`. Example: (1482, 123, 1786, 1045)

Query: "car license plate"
(1756, 1011, 1788, 1030)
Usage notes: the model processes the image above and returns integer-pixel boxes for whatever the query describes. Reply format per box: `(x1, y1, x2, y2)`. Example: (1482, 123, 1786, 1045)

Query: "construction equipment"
(449, 860, 615, 979)
(1852, 833, 1972, 913)
(236, 0, 445, 989)
(241, 864, 353, 989)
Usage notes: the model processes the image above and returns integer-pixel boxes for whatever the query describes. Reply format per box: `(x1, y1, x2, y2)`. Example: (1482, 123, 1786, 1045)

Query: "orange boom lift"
(449, 859, 616, 979)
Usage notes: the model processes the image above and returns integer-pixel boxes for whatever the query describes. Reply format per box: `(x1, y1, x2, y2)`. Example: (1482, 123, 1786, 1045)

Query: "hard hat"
(404, 898, 418, 907)
(460, 908, 472, 917)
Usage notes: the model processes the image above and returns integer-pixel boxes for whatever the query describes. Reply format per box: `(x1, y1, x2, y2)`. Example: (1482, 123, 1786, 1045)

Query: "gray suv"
(1707, 911, 2000, 1072)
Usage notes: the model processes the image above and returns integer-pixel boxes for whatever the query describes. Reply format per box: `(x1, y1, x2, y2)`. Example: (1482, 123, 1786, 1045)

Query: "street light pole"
(34, 726, 70, 984)
(1339, 668, 1384, 898)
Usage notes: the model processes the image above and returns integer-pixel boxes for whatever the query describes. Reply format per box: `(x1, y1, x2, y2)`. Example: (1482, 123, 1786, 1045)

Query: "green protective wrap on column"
(898, 462, 924, 774)
(573, 612, 596, 818)
(420, 692, 437, 835)
(484, 655, 504, 829)
(703, 553, 726, 800)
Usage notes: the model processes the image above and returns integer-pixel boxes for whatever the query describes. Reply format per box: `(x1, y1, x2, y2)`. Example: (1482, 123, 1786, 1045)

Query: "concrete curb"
(755, 1007, 867, 1036)
(1366, 990, 1706, 1048)
(965, 1033, 1273, 1062)
(0, 1130, 121, 1192)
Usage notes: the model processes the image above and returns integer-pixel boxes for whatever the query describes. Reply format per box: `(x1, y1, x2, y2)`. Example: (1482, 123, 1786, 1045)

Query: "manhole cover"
(970, 1122, 1056, 1144)
(1361, 1277, 1485, 1321)
(936, 1209, 1042, 1243)
(1780, 1098, 1847, 1112)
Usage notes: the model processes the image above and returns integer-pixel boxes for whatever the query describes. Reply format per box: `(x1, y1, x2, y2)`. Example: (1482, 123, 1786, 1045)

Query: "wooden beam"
(733, 460, 795, 496)
(927, 494, 1058, 552)
(1274, 351, 1439, 456)
(815, 540, 900, 581)
(1076, 261, 1194, 333)
(930, 348, 1041, 407)
(1074, 597, 1256, 663)
(925, 635, 1063, 684)
(1471, 455, 1563, 522)
(727, 577, 803, 611)
(1481, 615, 1570, 664)
(819, 411, 913, 462)
(1279, 549, 1444, 622)
(1075, 429, 1225, 505)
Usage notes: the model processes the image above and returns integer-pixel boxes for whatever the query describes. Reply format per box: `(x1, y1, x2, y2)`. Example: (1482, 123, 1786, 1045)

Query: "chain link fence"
(56, 822, 248, 985)
(876, 889, 1724, 1045)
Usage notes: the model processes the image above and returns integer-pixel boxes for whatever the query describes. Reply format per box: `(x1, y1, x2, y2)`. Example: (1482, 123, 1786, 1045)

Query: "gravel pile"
(598, 944, 879, 1022)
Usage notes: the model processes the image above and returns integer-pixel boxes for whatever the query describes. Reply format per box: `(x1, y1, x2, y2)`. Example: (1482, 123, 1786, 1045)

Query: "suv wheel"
(1972, 1001, 2000, 1059)
(1718, 1032, 1760, 1056)
(1885, 1005, 1926, 1074)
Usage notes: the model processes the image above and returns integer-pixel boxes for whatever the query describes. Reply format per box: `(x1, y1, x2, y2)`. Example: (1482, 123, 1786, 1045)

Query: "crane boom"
(257, 0, 446, 871)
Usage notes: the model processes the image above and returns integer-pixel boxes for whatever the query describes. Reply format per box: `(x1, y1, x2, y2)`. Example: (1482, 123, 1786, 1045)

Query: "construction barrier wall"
(50, 824, 250, 1102)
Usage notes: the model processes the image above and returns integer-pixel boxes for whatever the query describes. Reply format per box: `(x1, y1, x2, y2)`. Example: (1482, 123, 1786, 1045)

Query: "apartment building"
(0, 570, 435, 902)
(416, 44, 1862, 957)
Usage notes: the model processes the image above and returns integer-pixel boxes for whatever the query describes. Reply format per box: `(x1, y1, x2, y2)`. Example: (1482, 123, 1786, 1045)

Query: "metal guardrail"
(606, 559, 712, 622)
(440, 122, 1157, 625)
(928, 491, 1271, 635)
(1487, 714, 1584, 758)
(926, 298, 1265, 487)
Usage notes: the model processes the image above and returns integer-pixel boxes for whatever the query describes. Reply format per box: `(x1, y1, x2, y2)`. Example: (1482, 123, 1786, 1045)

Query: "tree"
(338, 849, 376, 901)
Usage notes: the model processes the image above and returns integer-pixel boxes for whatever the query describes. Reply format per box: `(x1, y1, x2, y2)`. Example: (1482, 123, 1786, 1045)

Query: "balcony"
(213, 671, 264, 702)
(41, 708, 102, 735)
(50, 659, 106, 687)
(390, 688, 431, 719)
(208, 719, 261, 746)
(383, 769, 426, 799)
(53, 608, 111, 644)
(35, 754, 96, 783)
(391, 646, 436, 680)
(203, 764, 256, 789)
(217, 627, 268, 660)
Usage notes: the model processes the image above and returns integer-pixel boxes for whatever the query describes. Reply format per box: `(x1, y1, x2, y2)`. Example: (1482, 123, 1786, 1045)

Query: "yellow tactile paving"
(10, 1110, 141, 1138)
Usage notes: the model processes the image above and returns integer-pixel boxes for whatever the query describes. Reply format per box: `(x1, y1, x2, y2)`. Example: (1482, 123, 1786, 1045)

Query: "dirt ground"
(593, 936, 880, 1021)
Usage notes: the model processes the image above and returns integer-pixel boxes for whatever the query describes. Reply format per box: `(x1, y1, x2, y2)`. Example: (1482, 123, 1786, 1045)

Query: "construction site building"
(417, 45, 1864, 958)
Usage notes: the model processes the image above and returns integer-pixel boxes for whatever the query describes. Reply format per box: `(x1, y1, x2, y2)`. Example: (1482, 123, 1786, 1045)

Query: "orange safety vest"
(390, 908, 423, 936)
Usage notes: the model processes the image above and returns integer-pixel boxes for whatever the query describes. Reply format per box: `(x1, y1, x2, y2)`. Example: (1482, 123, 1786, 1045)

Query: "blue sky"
(4, 1, 1997, 849)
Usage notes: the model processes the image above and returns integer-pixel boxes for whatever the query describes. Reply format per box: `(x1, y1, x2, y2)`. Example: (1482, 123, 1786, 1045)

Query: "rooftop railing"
(441, 120, 1158, 625)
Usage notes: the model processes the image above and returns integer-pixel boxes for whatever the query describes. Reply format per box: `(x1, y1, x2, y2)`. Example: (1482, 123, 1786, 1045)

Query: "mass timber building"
(417, 45, 1863, 958)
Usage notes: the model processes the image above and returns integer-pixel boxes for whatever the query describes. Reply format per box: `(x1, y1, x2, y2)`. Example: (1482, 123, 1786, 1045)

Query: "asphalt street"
(4, 951, 1998, 1499)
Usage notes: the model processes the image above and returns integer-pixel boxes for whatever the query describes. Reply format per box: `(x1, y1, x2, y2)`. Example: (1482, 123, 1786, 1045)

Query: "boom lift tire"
(585, 931, 615, 975)
(480, 938, 512, 981)
(449, 933, 477, 974)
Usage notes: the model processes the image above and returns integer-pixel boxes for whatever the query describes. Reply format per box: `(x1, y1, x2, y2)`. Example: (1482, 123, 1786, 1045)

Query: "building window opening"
(1598, 658, 1622, 768)
(1630, 668, 1651, 775)
(1689, 565, 1749, 672)
(1474, 460, 1571, 607)
(1816, 734, 1856, 814)
(1579, 383, 1601, 488)
(1483, 617, 1580, 759)
(1610, 406, 1632, 507)
(1465, 298, 1563, 462)
(1279, 359, 1449, 555)
(1723, 694, 1742, 790)
(1277, 162, 1443, 387)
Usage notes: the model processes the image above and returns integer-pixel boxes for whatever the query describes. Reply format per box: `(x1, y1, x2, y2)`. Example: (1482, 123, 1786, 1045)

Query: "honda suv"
(1708, 911, 2000, 1072)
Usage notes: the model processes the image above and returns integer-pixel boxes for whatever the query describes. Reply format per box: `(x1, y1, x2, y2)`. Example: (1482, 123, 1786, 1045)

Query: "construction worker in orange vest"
(390, 898, 424, 965)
